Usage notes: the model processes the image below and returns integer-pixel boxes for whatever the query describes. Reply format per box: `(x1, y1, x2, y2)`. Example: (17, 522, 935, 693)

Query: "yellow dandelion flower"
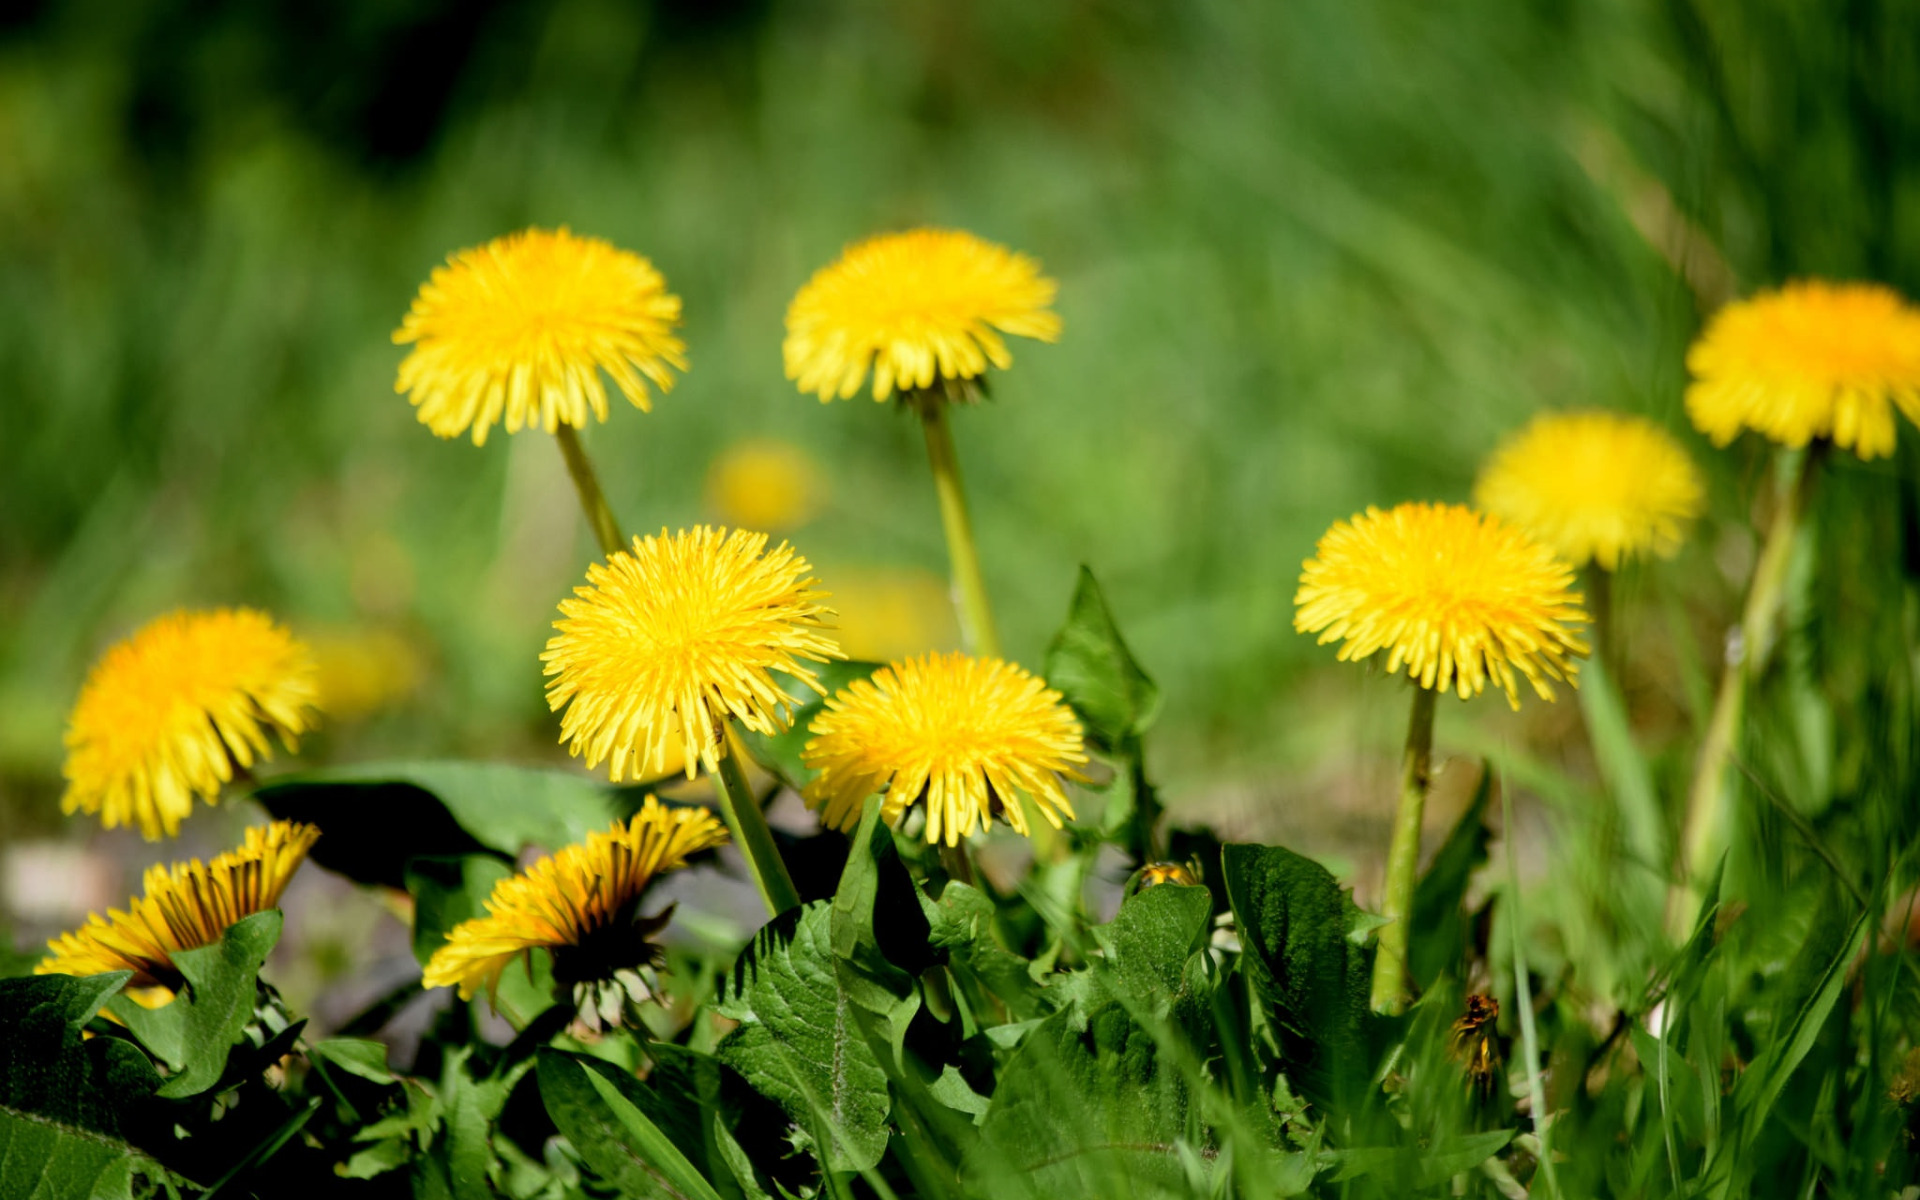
(1473, 410, 1705, 570)
(705, 438, 824, 532)
(802, 652, 1087, 847)
(1294, 503, 1590, 709)
(393, 227, 686, 445)
(38, 821, 320, 992)
(785, 228, 1061, 402)
(64, 609, 321, 841)
(543, 526, 843, 782)
(829, 567, 958, 663)
(309, 627, 424, 721)
(1685, 280, 1920, 460)
(421, 798, 728, 1001)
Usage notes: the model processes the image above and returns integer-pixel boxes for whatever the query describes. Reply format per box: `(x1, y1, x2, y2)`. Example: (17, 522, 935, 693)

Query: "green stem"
(915, 395, 1002, 659)
(938, 841, 977, 888)
(1586, 563, 1615, 675)
(1371, 684, 1438, 1015)
(553, 423, 626, 560)
(712, 721, 801, 917)
(1677, 446, 1821, 895)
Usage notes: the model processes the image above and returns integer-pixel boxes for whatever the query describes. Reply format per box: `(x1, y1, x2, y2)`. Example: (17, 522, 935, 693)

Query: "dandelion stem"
(1371, 683, 1437, 1015)
(916, 395, 1002, 659)
(1677, 445, 1821, 909)
(553, 423, 626, 560)
(712, 721, 802, 917)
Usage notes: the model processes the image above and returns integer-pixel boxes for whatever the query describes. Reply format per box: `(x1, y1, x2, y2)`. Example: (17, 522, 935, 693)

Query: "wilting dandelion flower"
(38, 821, 320, 993)
(705, 438, 824, 532)
(1685, 280, 1920, 460)
(422, 798, 728, 1010)
(784, 228, 1060, 402)
(1474, 410, 1704, 570)
(394, 227, 686, 445)
(543, 527, 842, 781)
(803, 652, 1086, 846)
(1294, 502, 1589, 710)
(63, 609, 321, 840)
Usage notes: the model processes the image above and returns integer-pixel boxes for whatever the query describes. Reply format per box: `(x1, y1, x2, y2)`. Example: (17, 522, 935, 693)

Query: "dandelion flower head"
(1685, 280, 1920, 460)
(422, 798, 728, 1002)
(543, 526, 843, 782)
(38, 821, 320, 992)
(705, 438, 824, 532)
(803, 652, 1087, 847)
(64, 609, 320, 840)
(1294, 503, 1589, 709)
(785, 228, 1060, 402)
(394, 227, 686, 445)
(1473, 410, 1704, 570)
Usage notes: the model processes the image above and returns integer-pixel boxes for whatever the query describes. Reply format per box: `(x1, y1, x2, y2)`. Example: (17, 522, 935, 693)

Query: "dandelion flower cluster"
(38, 821, 320, 991)
(785, 228, 1060, 402)
(394, 227, 686, 445)
(803, 652, 1086, 846)
(63, 609, 320, 840)
(1473, 410, 1704, 570)
(422, 798, 728, 1001)
(1294, 502, 1589, 709)
(1685, 280, 1920, 460)
(543, 526, 843, 781)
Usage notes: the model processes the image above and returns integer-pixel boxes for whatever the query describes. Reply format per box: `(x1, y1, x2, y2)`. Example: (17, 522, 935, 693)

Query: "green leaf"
(405, 855, 515, 967)
(105, 910, 282, 1099)
(309, 1038, 394, 1085)
(1043, 566, 1161, 751)
(1094, 884, 1212, 1019)
(537, 1049, 726, 1200)
(1221, 844, 1370, 1106)
(715, 903, 893, 1172)
(737, 660, 884, 790)
(1408, 765, 1492, 992)
(1328, 1129, 1514, 1187)
(0, 972, 172, 1200)
(970, 1007, 1191, 1199)
(255, 761, 640, 887)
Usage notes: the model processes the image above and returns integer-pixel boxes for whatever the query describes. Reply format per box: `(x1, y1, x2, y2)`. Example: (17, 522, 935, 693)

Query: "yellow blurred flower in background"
(1295, 502, 1589, 709)
(827, 567, 959, 663)
(309, 628, 424, 721)
(64, 609, 321, 840)
(785, 228, 1061, 402)
(1473, 410, 1704, 570)
(705, 438, 824, 532)
(543, 526, 843, 782)
(422, 797, 727, 1003)
(803, 652, 1086, 846)
(394, 227, 686, 445)
(1685, 280, 1920, 460)
(37, 821, 320, 993)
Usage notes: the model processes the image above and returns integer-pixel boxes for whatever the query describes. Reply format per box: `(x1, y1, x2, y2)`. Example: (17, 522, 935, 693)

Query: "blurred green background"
(3, 0, 1916, 921)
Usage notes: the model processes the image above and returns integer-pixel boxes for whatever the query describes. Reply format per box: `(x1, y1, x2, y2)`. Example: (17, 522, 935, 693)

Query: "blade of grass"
(1501, 782, 1562, 1200)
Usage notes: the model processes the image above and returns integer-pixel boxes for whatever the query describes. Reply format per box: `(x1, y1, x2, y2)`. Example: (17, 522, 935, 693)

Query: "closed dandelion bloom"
(785, 228, 1060, 402)
(1685, 280, 1920, 460)
(543, 526, 843, 782)
(421, 798, 728, 1007)
(1294, 503, 1590, 709)
(64, 609, 321, 840)
(1473, 410, 1704, 570)
(394, 227, 686, 445)
(38, 821, 320, 992)
(802, 652, 1087, 847)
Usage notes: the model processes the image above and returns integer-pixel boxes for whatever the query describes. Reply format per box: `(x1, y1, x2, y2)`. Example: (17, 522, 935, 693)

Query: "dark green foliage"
(1221, 844, 1372, 1107)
